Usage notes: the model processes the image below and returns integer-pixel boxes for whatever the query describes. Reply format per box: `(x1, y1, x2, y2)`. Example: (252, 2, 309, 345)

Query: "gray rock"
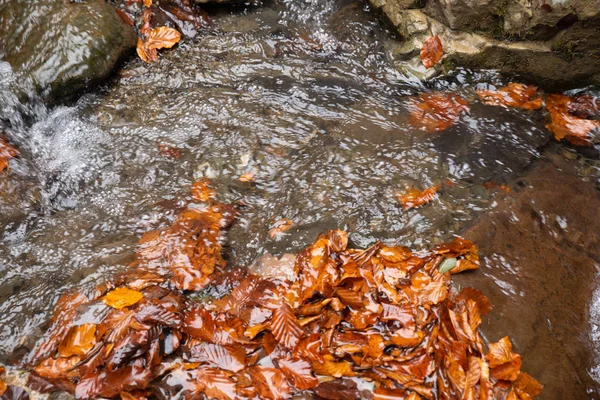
(369, 0, 600, 89)
(193, 0, 256, 5)
(0, 0, 136, 102)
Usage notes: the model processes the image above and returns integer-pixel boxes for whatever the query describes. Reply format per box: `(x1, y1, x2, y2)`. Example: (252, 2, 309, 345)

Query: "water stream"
(0, 0, 599, 398)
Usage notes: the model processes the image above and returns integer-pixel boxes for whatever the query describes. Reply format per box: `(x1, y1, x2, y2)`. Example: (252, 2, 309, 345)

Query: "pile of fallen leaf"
(114, 0, 208, 63)
(20, 182, 542, 400)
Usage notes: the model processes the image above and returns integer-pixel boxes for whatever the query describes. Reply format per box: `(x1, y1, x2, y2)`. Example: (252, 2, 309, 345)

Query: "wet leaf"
(409, 93, 469, 132)
(185, 342, 246, 373)
(270, 301, 303, 349)
(439, 258, 457, 274)
(146, 26, 182, 50)
(546, 93, 600, 146)
(239, 172, 254, 182)
(269, 218, 293, 239)
(249, 366, 291, 400)
(57, 323, 97, 358)
(276, 356, 318, 390)
(190, 179, 215, 202)
(567, 94, 600, 119)
(420, 36, 443, 69)
(486, 336, 522, 381)
(196, 368, 237, 400)
(477, 83, 543, 110)
(158, 143, 181, 159)
(396, 186, 439, 210)
(103, 287, 144, 309)
(0, 139, 18, 174)
(136, 38, 157, 63)
(0, 379, 6, 396)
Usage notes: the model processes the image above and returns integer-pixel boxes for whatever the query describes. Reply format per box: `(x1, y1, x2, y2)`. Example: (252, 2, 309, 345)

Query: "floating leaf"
(269, 218, 293, 239)
(0, 139, 18, 173)
(239, 172, 254, 182)
(420, 36, 443, 69)
(409, 93, 469, 132)
(477, 83, 543, 110)
(396, 185, 439, 210)
(103, 288, 144, 309)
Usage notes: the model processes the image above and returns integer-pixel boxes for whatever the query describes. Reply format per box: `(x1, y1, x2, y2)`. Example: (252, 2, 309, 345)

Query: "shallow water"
(0, 0, 599, 398)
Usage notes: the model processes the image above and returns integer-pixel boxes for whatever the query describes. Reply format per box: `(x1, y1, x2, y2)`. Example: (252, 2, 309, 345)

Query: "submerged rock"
(370, 0, 600, 89)
(0, 0, 136, 102)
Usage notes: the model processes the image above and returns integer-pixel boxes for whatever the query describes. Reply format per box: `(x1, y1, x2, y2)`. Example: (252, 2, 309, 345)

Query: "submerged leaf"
(0, 139, 18, 173)
(546, 93, 600, 146)
(409, 93, 469, 133)
(396, 186, 439, 210)
(477, 83, 543, 110)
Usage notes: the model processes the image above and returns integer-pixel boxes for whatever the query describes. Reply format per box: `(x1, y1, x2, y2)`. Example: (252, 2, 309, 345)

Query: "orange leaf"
(409, 93, 469, 132)
(186, 342, 246, 373)
(197, 368, 237, 400)
(249, 366, 292, 400)
(269, 218, 293, 239)
(0, 379, 6, 396)
(312, 355, 356, 378)
(270, 301, 303, 349)
(276, 356, 318, 390)
(239, 172, 254, 182)
(190, 179, 215, 202)
(546, 93, 600, 146)
(143, 0, 152, 6)
(513, 372, 543, 398)
(486, 336, 522, 381)
(58, 324, 97, 357)
(158, 143, 181, 159)
(477, 83, 543, 110)
(420, 36, 443, 69)
(146, 26, 182, 51)
(396, 185, 438, 210)
(102, 287, 144, 309)
(136, 38, 157, 63)
(0, 139, 18, 173)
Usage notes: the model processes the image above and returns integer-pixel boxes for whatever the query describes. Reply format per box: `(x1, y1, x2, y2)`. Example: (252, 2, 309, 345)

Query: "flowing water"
(0, 0, 599, 398)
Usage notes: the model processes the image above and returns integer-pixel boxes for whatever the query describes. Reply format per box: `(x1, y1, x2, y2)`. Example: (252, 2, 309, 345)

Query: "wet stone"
(0, 0, 136, 102)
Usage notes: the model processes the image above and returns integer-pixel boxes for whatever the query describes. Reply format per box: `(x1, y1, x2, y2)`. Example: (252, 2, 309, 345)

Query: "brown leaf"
(513, 372, 543, 398)
(409, 93, 469, 133)
(136, 38, 157, 63)
(185, 342, 246, 373)
(477, 83, 543, 110)
(0, 139, 18, 174)
(249, 366, 291, 400)
(456, 287, 492, 316)
(567, 94, 600, 119)
(0, 379, 6, 397)
(270, 301, 303, 349)
(196, 368, 237, 400)
(420, 36, 443, 69)
(486, 336, 522, 381)
(546, 93, 600, 146)
(146, 26, 182, 50)
(103, 287, 144, 309)
(396, 186, 439, 210)
(276, 356, 319, 390)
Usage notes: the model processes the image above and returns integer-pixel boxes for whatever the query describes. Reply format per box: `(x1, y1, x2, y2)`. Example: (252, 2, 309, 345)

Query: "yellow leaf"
(58, 324, 97, 357)
(103, 287, 144, 309)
